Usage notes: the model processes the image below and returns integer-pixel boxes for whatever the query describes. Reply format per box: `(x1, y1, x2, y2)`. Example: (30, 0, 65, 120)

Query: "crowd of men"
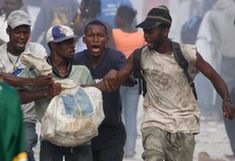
(1, 0, 235, 161)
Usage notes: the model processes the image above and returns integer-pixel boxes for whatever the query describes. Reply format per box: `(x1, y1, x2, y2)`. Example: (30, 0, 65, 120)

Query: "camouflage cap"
(7, 10, 31, 29)
(136, 5, 172, 29)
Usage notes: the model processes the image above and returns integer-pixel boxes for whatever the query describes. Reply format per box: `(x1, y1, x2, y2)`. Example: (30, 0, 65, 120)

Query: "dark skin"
(21, 38, 78, 102)
(104, 25, 235, 119)
(81, 24, 116, 90)
(0, 72, 53, 87)
(49, 39, 76, 77)
(82, 24, 108, 67)
(19, 82, 61, 104)
(0, 25, 55, 103)
(82, 23, 135, 90)
(19, 38, 77, 104)
(7, 25, 31, 55)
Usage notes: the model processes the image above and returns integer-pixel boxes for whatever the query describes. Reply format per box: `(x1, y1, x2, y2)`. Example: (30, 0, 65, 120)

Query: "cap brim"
(11, 21, 31, 29)
(136, 19, 162, 30)
(53, 35, 78, 43)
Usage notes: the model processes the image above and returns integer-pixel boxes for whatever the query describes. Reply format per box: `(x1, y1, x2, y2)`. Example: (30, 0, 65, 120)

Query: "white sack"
(41, 84, 104, 147)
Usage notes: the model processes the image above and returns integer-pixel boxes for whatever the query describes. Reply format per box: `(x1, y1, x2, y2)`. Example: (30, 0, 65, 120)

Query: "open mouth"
(66, 50, 75, 58)
(16, 42, 26, 48)
(68, 52, 74, 57)
(91, 45, 101, 53)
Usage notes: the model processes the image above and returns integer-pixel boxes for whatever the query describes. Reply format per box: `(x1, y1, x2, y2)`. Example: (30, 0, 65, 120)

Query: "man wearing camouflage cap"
(103, 5, 235, 161)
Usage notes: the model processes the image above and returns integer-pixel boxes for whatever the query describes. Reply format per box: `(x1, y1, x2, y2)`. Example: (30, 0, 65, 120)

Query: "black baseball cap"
(136, 5, 172, 29)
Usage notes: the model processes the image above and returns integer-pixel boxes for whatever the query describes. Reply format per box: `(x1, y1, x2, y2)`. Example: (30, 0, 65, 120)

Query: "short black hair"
(81, 0, 101, 16)
(84, 20, 108, 35)
(116, 5, 137, 25)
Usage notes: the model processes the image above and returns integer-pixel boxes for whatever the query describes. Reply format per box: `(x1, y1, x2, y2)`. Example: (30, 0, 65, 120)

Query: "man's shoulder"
(0, 43, 8, 59)
(105, 48, 125, 58)
(169, 41, 196, 56)
(74, 48, 125, 61)
(27, 42, 45, 48)
(179, 43, 197, 56)
(26, 42, 47, 56)
(73, 50, 87, 62)
(73, 64, 89, 71)
(72, 65, 92, 77)
(139, 46, 149, 55)
(0, 42, 7, 50)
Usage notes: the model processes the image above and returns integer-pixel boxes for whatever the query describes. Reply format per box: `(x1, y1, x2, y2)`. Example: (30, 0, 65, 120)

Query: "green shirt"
(23, 65, 95, 121)
(0, 80, 27, 161)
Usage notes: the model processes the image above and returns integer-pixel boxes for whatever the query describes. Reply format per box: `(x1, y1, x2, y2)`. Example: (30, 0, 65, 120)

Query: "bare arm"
(196, 52, 234, 119)
(0, 72, 54, 87)
(91, 53, 135, 92)
(19, 83, 62, 104)
(116, 53, 135, 85)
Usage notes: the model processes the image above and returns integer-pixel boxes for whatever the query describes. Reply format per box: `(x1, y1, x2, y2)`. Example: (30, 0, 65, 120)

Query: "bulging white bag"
(20, 52, 104, 147)
(20, 52, 52, 76)
(41, 84, 104, 147)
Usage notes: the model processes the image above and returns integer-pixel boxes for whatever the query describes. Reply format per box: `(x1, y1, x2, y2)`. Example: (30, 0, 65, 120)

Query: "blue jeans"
(40, 140, 92, 161)
(24, 122, 38, 161)
(91, 122, 126, 161)
(120, 83, 139, 156)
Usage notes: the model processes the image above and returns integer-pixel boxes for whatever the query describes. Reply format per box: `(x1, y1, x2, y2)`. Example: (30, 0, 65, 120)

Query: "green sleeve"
(0, 81, 26, 161)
